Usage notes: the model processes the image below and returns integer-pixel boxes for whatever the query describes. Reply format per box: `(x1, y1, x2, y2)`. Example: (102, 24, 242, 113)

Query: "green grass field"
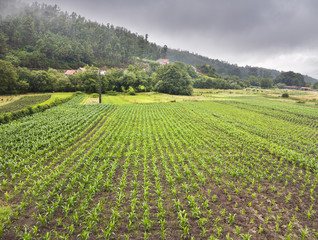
(38, 93, 74, 106)
(102, 95, 132, 104)
(82, 89, 318, 106)
(116, 93, 174, 104)
(84, 92, 178, 104)
(85, 91, 224, 105)
(1, 92, 318, 239)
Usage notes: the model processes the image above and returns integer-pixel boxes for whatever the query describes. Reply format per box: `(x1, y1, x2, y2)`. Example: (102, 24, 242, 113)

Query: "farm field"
(83, 89, 318, 106)
(0, 93, 74, 115)
(84, 92, 188, 105)
(0, 95, 51, 115)
(0, 94, 318, 239)
(38, 93, 74, 106)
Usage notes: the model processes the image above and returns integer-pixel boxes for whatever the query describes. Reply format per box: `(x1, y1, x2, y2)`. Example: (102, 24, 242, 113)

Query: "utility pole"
(99, 70, 102, 103)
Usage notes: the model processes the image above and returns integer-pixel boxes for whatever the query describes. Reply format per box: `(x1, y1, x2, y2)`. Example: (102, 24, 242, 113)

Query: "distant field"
(0, 96, 23, 106)
(0, 95, 51, 115)
(84, 92, 218, 105)
(0, 94, 51, 107)
(84, 93, 175, 105)
(0, 93, 74, 115)
(1, 94, 318, 239)
(82, 89, 318, 106)
(38, 93, 74, 106)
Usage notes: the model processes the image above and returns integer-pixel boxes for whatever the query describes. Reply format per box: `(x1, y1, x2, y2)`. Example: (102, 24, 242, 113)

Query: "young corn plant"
(240, 233, 252, 240)
(227, 213, 236, 225)
(178, 210, 190, 239)
(20, 226, 32, 240)
(258, 225, 263, 234)
(299, 227, 309, 240)
(216, 226, 223, 237)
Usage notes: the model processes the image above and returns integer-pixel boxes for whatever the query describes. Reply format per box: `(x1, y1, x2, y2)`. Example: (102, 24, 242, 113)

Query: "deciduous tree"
(155, 63, 193, 95)
(0, 60, 18, 94)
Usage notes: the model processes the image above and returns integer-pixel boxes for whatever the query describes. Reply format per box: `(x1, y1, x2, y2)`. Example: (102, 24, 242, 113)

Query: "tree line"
(3, 59, 316, 97)
(0, 59, 196, 95)
(193, 64, 317, 89)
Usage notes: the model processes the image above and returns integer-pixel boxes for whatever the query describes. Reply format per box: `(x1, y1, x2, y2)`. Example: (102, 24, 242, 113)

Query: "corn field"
(1, 95, 318, 239)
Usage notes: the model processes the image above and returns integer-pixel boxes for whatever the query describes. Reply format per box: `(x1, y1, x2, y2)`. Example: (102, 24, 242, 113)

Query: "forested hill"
(167, 49, 280, 79)
(1, 0, 317, 83)
(0, 1, 163, 69)
(167, 49, 318, 83)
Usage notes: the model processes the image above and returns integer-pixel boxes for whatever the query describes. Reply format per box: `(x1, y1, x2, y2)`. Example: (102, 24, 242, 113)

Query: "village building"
(300, 87, 312, 91)
(77, 67, 87, 72)
(64, 70, 76, 76)
(156, 59, 170, 65)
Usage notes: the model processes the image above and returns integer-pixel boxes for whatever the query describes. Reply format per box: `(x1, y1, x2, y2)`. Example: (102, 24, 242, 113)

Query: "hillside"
(167, 49, 318, 83)
(303, 75, 318, 84)
(1, 0, 317, 84)
(0, 1, 163, 69)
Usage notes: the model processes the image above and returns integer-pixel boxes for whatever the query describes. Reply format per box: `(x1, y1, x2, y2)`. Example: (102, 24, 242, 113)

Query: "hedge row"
(0, 94, 77, 125)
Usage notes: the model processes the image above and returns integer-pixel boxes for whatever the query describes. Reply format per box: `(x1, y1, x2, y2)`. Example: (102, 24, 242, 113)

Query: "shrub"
(137, 85, 146, 92)
(91, 93, 99, 98)
(27, 106, 34, 114)
(128, 86, 136, 95)
(3, 113, 11, 123)
(282, 93, 289, 98)
(105, 91, 118, 96)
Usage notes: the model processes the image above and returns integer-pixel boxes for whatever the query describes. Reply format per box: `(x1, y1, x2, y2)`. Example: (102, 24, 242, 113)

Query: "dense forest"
(0, 0, 164, 69)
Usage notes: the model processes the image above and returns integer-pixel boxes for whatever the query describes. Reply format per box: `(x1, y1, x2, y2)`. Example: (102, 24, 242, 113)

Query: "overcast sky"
(22, 0, 318, 78)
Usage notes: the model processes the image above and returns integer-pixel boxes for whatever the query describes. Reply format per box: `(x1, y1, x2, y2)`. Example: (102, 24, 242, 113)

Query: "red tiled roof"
(156, 59, 170, 64)
(64, 70, 76, 75)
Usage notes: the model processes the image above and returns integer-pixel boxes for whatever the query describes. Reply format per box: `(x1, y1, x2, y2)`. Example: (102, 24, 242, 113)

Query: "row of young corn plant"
(134, 102, 274, 238)
(1, 95, 88, 159)
(196, 100, 318, 158)
(1, 99, 120, 238)
(140, 103, 223, 239)
(133, 102, 317, 239)
(153, 104, 239, 239)
(1, 97, 317, 239)
(1, 101, 110, 192)
(0, 97, 116, 198)
(44, 105, 137, 239)
(178, 101, 317, 239)
(11, 105, 116, 200)
(4, 103, 116, 203)
(219, 98, 318, 124)
(75, 105, 140, 239)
